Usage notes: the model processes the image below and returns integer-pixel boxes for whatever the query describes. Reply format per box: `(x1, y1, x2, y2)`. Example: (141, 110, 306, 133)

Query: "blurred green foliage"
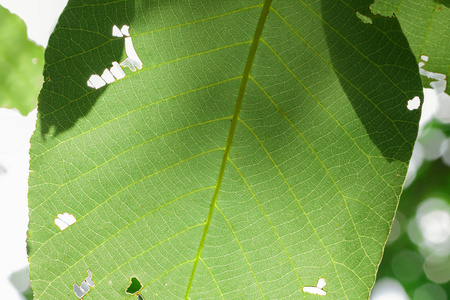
(376, 117, 450, 299)
(0, 5, 44, 115)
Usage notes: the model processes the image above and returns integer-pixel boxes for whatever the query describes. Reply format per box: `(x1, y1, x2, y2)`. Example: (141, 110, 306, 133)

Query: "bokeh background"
(0, 1, 448, 299)
(372, 86, 450, 300)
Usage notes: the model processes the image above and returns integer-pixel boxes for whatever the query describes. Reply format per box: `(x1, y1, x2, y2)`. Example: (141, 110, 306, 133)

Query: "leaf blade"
(28, 1, 422, 299)
(371, 0, 450, 93)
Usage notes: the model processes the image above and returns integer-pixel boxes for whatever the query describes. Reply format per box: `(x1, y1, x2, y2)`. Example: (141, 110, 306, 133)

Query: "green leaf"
(371, 0, 450, 93)
(0, 5, 44, 115)
(28, 1, 423, 299)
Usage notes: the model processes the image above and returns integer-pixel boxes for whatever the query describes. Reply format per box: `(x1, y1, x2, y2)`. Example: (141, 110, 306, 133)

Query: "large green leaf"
(28, 0, 423, 299)
(371, 0, 450, 93)
(0, 5, 44, 115)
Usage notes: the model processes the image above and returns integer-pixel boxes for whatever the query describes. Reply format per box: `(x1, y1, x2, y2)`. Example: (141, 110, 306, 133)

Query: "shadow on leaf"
(434, 0, 450, 9)
(321, 0, 422, 162)
(37, 1, 135, 137)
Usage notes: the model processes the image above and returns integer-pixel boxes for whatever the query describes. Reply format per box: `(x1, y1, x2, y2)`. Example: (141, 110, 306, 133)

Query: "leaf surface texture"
(28, 1, 422, 299)
(371, 0, 450, 93)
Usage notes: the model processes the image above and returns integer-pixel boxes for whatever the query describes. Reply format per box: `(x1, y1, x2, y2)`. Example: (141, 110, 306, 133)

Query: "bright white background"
(0, 1, 447, 299)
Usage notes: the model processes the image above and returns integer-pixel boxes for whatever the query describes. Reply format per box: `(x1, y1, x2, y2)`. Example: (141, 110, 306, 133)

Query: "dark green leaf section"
(0, 5, 44, 115)
(371, 0, 450, 93)
(28, 1, 422, 299)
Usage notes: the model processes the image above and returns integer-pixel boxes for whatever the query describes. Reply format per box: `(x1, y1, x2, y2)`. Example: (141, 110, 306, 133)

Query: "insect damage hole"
(303, 278, 327, 296)
(87, 24, 142, 89)
(126, 277, 145, 299)
(407, 96, 421, 111)
(419, 55, 447, 93)
(73, 269, 95, 299)
(54, 212, 76, 230)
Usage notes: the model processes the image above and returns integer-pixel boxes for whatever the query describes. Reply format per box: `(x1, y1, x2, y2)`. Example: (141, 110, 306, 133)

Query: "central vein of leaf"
(184, 1, 273, 298)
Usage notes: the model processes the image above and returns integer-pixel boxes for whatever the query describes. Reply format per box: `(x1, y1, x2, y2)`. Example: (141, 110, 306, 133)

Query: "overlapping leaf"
(371, 0, 450, 93)
(28, 0, 422, 299)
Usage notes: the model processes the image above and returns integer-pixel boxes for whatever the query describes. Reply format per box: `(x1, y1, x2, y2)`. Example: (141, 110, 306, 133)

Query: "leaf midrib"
(184, 1, 273, 298)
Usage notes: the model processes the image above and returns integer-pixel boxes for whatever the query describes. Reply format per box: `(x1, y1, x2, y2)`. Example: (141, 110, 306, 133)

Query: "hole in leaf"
(54, 212, 76, 230)
(120, 25, 130, 36)
(110, 61, 126, 80)
(126, 277, 142, 294)
(356, 11, 373, 24)
(407, 96, 421, 111)
(419, 57, 447, 93)
(101, 69, 116, 84)
(137, 294, 145, 300)
(120, 57, 138, 72)
(302, 277, 327, 296)
(87, 25, 142, 89)
(123, 36, 142, 70)
(87, 75, 106, 89)
(112, 25, 124, 37)
(73, 269, 95, 299)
